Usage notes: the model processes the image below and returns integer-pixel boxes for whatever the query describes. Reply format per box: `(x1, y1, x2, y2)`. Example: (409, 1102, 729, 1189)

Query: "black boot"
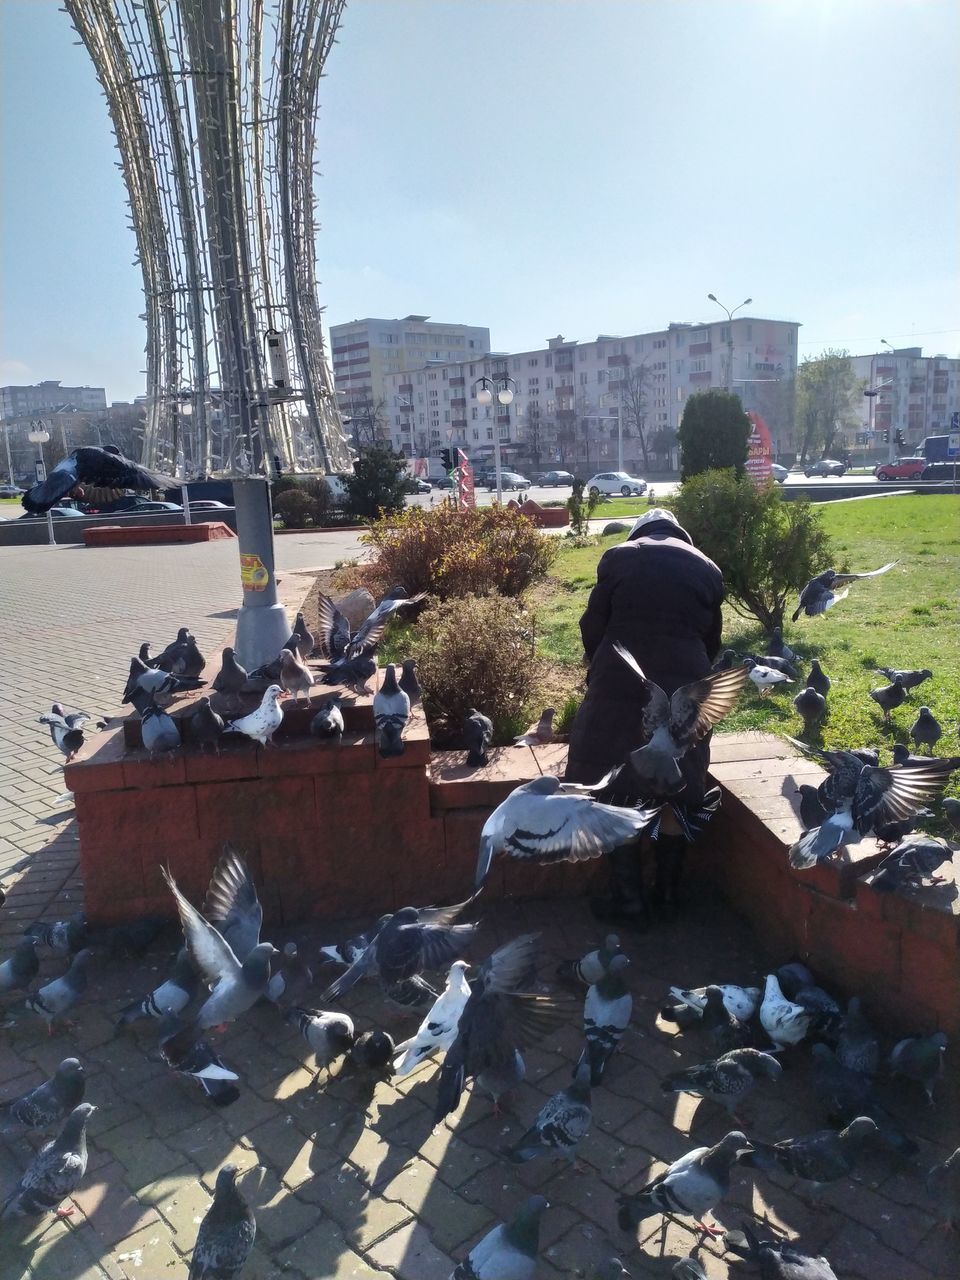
(651, 834, 687, 921)
(590, 843, 648, 928)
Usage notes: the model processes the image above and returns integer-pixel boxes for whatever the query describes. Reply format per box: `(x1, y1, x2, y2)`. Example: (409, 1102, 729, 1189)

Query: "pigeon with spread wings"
(792, 563, 897, 621)
(21, 445, 176, 514)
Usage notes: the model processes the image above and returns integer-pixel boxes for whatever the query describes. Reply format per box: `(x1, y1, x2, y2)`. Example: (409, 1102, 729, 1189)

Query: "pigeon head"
(607, 953, 630, 977)
(841, 1115, 878, 1145)
(746, 1051, 783, 1081)
(541, 707, 556, 720)
(718, 1130, 752, 1158)
(55, 1058, 85, 1084)
(393, 907, 420, 924)
(58, 1102, 97, 1145)
(214, 1164, 241, 1195)
(603, 934, 621, 952)
(264, 684, 283, 700)
(929, 1031, 948, 1051)
(917, 705, 933, 716)
(892, 744, 909, 764)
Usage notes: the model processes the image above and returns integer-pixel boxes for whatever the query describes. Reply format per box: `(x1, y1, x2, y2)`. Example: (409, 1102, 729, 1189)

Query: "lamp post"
(1, 423, 13, 486)
(27, 422, 56, 546)
(707, 293, 752, 391)
(474, 375, 517, 504)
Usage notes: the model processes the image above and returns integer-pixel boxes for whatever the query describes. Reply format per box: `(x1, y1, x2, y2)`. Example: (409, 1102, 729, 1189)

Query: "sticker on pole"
(239, 553, 270, 592)
(745, 411, 774, 488)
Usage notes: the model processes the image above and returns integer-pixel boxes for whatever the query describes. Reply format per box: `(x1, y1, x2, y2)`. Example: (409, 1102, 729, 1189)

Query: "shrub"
(362, 503, 556, 600)
(677, 389, 750, 480)
(414, 595, 541, 743)
(344, 446, 409, 518)
(566, 480, 602, 537)
(671, 469, 833, 630)
(273, 489, 320, 527)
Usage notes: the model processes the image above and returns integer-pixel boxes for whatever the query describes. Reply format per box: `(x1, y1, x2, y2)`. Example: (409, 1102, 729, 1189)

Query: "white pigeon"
(745, 660, 793, 694)
(393, 960, 472, 1076)
(668, 984, 762, 1022)
(225, 685, 284, 746)
(475, 775, 657, 889)
(759, 973, 814, 1050)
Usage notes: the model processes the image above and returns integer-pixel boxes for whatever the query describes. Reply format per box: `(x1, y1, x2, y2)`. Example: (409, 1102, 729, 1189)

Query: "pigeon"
(792, 563, 897, 621)
(122, 657, 205, 703)
(284, 1007, 355, 1071)
(873, 808, 934, 846)
(892, 744, 960, 770)
(476, 775, 655, 888)
(318, 917, 391, 969)
(514, 708, 556, 747)
(766, 627, 798, 664)
(148, 628, 194, 670)
(211, 647, 249, 703)
(0, 1058, 86, 1134)
(26, 949, 93, 1031)
(151, 631, 206, 678)
(556, 935, 622, 987)
(677, 985, 753, 1053)
(393, 960, 472, 1075)
(189, 1164, 256, 1279)
(224, 685, 284, 746)
(266, 942, 314, 1006)
(875, 666, 932, 692)
(399, 657, 421, 705)
(116, 947, 200, 1027)
(450, 1194, 548, 1280)
(463, 708, 493, 767)
(322, 899, 477, 1003)
(279, 647, 315, 704)
(871, 835, 953, 893)
(809, 1043, 872, 1123)
(944, 797, 960, 835)
(285, 612, 315, 659)
(435, 934, 567, 1125)
(315, 588, 426, 685)
(744, 654, 799, 680)
(666, 983, 761, 1022)
(161, 866, 278, 1030)
(310, 696, 344, 743)
(85, 915, 168, 957)
(805, 659, 831, 697)
(794, 686, 826, 733)
(38, 705, 90, 761)
(0, 937, 40, 997)
(580, 953, 632, 1085)
(910, 706, 942, 752)
(0, 1102, 96, 1220)
(245, 653, 284, 685)
(889, 1032, 947, 1103)
(723, 1223, 839, 1280)
(661, 1048, 782, 1118)
(21, 444, 175, 514)
(797, 784, 829, 829)
(322, 651, 378, 696)
(127, 687, 181, 755)
(745, 659, 793, 695)
(791, 983, 841, 1019)
(594, 1260, 632, 1280)
(869, 676, 907, 723)
(836, 998, 880, 1076)
(25, 913, 88, 955)
(190, 697, 226, 752)
(618, 1131, 752, 1236)
(349, 1029, 395, 1073)
(760, 973, 815, 1050)
(925, 1147, 960, 1231)
(712, 649, 740, 671)
(740, 1115, 878, 1189)
(202, 848, 264, 963)
(384, 975, 440, 1016)
(614, 643, 748, 790)
(774, 962, 815, 999)
(373, 663, 411, 757)
(158, 1015, 240, 1107)
(506, 1060, 592, 1164)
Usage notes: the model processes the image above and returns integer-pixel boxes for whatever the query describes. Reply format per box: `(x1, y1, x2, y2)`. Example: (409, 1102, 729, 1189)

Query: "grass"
(529, 494, 960, 790)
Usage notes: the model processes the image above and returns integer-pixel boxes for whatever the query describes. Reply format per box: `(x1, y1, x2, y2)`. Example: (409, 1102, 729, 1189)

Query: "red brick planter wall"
(84, 521, 236, 546)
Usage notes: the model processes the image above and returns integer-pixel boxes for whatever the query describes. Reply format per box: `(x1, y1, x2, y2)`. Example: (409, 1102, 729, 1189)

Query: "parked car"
(0, 484, 24, 498)
(919, 462, 957, 483)
(874, 457, 926, 481)
(403, 477, 432, 494)
(488, 471, 531, 491)
(585, 471, 647, 498)
(770, 463, 789, 484)
(183, 498, 231, 510)
(87, 495, 183, 514)
(803, 458, 846, 478)
(19, 505, 88, 520)
(538, 470, 575, 487)
(322, 473, 352, 504)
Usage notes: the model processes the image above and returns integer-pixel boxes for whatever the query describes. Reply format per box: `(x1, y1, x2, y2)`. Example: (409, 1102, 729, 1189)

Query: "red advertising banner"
(457, 449, 476, 509)
(745, 411, 774, 488)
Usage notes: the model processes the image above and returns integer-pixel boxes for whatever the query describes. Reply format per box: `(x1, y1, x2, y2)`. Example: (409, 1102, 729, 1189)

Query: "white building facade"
(848, 348, 960, 452)
(0, 380, 107, 421)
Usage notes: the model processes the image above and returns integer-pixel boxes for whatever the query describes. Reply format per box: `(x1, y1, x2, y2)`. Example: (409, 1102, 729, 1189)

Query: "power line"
(798, 327, 960, 348)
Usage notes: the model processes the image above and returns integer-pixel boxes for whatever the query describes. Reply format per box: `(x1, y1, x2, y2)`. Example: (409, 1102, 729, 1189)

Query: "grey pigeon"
(793, 686, 826, 733)
(892, 743, 960, 770)
(384, 974, 440, 1016)
(463, 708, 493, 767)
(805, 659, 831, 697)
(318, 917, 391, 969)
(26, 949, 93, 1030)
(161, 866, 277, 1030)
(889, 1031, 947, 1103)
(38, 705, 90, 761)
(225, 684, 284, 746)
(613, 643, 748, 791)
(774, 962, 815, 999)
(373, 663, 410, 757)
(393, 960, 472, 1076)
(21, 444, 175, 513)
(450, 1194, 547, 1280)
(618, 1131, 751, 1235)
(556, 934, 621, 987)
(506, 1060, 592, 1164)
(766, 627, 798, 664)
(836, 997, 880, 1075)
(580, 953, 631, 1084)
(127, 687, 181, 755)
(0, 1102, 96, 1220)
(792, 562, 897, 620)
(399, 657, 421, 705)
(666, 983, 761, 1022)
(348, 1028, 395, 1073)
(741, 1115, 878, 1189)
(797, 784, 829, 829)
(190, 697, 225, 753)
(672, 1262, 706, 1280)
(661, 1048, 782, 1118)
(316, 588, 425, 687)
(910, 706, 942, 752)
(265, 941, 313, 1006)
(311, 696, 344, 742)
(926, 1147, 960, 1231)
(116, 947, 199, 1027)
(0, 1058, 85, 1134)
(158, 1015, 240, 1107)
(190, 1164, 256, 1279)
(514, 707, 556, 747)
(321, 651, 378, 696)
(203, 847, 263, 961)
(0, 937, 40, 995)
(875, 666, 932, 692)
(810, 1043, 872, 1123)
(869, 676, 906, 723)
(24, 913, 87, 955)
(476, 775, 656, 888)
(245, 653, 284, 684)
(148, 627, 193, 669)
(871, 835, 953, 893)
(760, 973, 814, 1050)
(712, 648, 741, 671)
(873, 807, 934, 845)
(944, 797, 960, 835)
(724, 1223, 839, 1280)
(123, 657, 204, 703)
(211, 647, 248, 703)
(675, 984, 753, 1054)
(285, 611, 315, 659)
(155, 633, 205, 678)
(279, 647, 315, 704)
(744, 654, 799, 679)
(284, 1006, 355, 1071)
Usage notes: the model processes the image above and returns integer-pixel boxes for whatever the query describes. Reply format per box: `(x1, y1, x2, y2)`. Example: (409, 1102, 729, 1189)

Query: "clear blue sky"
(2, 0, 958, 403)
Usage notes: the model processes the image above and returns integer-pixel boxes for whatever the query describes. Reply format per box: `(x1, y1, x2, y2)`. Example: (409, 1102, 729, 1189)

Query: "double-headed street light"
(707, 293, 753, 390)
(474, 375, 517, 504)
(27, 421, 56, 547)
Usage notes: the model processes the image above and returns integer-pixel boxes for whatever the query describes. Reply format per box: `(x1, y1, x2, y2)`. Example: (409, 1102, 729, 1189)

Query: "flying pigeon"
(161, 866, 278, 1030)
(792, 563, 897, 620)
(399, 657, 421, 705)
(122, 657, 205, 704)
(127, 687, 181, 755)
(315, 588, 427, 682)
(190, 697, 225, 753)
(284, 612, 315, 660)
(925, 1147, 960, 1231)
(26, 949, 93, 1031)
(766, 627, 798, 664)
(0, 1102, 96, 1220)
(476, 775, 655, 888)
(116, 947, 199, 1027)
(158, 1015, 240, 1107)
(870, 835, 953, 893)
(0, 938, 40, 998)
(38, 705, 91, 761)
(198, 849, 262, 964)
(556, 934, 621, 987)
(506, 1060, 592, 1165)
(889, 1031, 947, 1104)
(740, 1115, 878, 1189)
(373, 663, 411, 757)
(794, 685, 826, 733)
(580, 953, 632, 1085)
(279, 647, 315, 704)
(910, 706, 942, 752)
(21, 445, 175, 514)
(211, 647, 248, 706)
(463, 708, 493, 767)
(224, 685, 284, 746)
(614, 643, 749, 790)
(875, 666, 932, 692)
(617, 1131, 752, 1236)
(318, 917, 391, 969)
(662, 1048, 782, 1119)
(348, 1029, 395, 1073)
(189, 1164, 256, 1279)
(760, 973, 815, 1050)
(1, 1058, 86, 1134)
(869, 676, 907, 723)
(514, 707, 556, 747)
(745, 659, 793, 695)
(450, 1194, 547, 1280)
(285, 1007, 355, 1072)
(393, 960, 472, 1076)
(836, 998, 880, 1076)
(805, 659, 831, 697)
(666, 983, 761, 1022)
(310, 696, 344, 743)
(724, 1223, 839, 1280)
(321, 651, 378, 697)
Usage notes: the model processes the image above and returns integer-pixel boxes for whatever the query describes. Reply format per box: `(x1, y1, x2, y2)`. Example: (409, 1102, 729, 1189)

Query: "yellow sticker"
(239, 553, 269, 592)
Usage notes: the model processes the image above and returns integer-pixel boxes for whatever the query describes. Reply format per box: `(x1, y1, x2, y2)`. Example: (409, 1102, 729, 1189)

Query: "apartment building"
(0, 380, 107, 420)
(847, 348, 960, 451)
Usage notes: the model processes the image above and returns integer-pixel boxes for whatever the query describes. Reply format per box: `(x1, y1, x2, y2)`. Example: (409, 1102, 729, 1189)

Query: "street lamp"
(27, 422, 56, 546)
(474, 375, 517, 504)
(707, 293, 753, 391)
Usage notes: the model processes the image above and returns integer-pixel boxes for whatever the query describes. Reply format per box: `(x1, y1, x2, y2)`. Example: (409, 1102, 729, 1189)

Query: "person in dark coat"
(565, 507, 725, 923)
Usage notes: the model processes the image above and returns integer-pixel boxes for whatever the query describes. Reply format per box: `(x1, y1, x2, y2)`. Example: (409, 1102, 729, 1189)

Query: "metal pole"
(182, 482, 192, 525)
(2, 426, 12, 484)
(38, 441, 56, 547)
(494, 431, 503, 505)
(232, 477, 290, 669)
(617, 395, 624, 472)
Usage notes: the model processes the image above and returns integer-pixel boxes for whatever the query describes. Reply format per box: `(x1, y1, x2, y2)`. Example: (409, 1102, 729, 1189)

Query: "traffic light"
(439, 448, 454, 471)
(893, 429, 906, 450)
(881, 429, 890, 444)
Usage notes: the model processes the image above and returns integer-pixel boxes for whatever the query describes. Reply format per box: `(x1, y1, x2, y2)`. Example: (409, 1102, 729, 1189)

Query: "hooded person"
(564, 508, 725, 924)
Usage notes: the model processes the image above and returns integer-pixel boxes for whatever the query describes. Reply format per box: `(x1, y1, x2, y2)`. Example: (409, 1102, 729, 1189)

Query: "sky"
(1, 0, 958, 403)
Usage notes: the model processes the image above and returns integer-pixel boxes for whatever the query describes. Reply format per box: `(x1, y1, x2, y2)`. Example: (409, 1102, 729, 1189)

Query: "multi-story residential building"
(847, 348, 960, 453)
(380, 315, 799, 475)
(0, 380, 107, 421)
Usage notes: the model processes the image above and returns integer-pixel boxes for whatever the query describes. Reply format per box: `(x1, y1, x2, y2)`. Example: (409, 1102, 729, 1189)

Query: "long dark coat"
(564, 520, 724, 801)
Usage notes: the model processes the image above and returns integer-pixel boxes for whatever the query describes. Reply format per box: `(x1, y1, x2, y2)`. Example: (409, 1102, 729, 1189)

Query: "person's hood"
(626, 507, 693, 545)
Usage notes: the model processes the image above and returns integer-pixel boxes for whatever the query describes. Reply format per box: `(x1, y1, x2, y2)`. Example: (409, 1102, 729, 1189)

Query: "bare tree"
(342, 392, 388, 450)
(615, 358, 652, 470)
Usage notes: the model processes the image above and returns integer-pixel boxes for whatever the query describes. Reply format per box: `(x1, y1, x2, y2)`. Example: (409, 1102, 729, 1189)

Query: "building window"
(527, 357, 538, 367)
(487, 428, 494, 440)
(546, 377, 553, 389)
(545, 354, 552, 367)
(579, 372, 588, 385)
(471, 407, 478, 420)
(579, 347, 587, 360)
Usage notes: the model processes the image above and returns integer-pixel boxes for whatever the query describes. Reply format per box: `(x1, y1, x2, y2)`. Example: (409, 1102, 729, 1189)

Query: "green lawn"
(531, 494, 960, 782)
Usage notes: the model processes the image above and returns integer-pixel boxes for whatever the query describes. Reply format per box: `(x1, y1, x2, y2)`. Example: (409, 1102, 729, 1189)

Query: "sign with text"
(745, 411, 774, 487)
(457, 450, 476, 508)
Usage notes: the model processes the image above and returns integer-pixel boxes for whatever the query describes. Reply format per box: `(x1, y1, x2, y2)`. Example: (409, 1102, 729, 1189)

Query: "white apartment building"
(0, 380, 107, 421)
(381, 315, 800, 475)
(847, 347, 960, 451)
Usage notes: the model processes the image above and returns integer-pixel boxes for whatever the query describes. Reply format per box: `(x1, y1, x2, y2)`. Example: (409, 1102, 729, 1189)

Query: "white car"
(771, 463, 789, 484)
(585, 471, 647, 498)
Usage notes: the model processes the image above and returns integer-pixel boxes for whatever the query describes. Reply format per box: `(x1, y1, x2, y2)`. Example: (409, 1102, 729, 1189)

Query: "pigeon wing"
(669, 663, 750, 743)
(413, 922, 477, 973)
(501, 794, 647, 866)
(475, 933, 541, 995)
(853, 760, 958, 833)
(832, 561, 898, 586)
(611, 642, 669, 734)
(202, 847, 262, 960)
(161, 867, 241, 989)
(315, 592, 351, 660)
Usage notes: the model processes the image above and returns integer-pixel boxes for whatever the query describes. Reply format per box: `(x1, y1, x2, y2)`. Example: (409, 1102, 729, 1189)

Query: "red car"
(874, 457, 926, 481)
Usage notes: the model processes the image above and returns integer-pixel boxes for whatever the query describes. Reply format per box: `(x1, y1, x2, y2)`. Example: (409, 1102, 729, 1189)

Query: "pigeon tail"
(475, 834, 496, 889)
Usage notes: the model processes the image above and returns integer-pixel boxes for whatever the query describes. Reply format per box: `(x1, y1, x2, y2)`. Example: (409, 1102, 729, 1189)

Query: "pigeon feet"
(55, 1205, 76, 1218)
(694, 1220, 724, 1238)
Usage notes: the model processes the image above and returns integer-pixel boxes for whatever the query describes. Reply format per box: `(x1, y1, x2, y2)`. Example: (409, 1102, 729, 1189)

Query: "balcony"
(451, 398, 466, 409)
(452, 418, 467, 428)
(449, 377, 465, 388)
(689, 341, 712, 356)
(399, 383, 413, 394)
(607, 353, 629, 367)
(689, 371, 712, 384)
